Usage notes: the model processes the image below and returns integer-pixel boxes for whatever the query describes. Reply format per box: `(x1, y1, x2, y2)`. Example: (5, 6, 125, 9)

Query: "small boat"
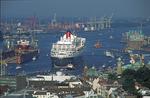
(66, 63, 74, 69)
(102, 64, 106, 68)
(94, 40, 102, 48)
(32, 57, 36, 61)
(16, 66, 21, 69)
(104, 50, 114, 58)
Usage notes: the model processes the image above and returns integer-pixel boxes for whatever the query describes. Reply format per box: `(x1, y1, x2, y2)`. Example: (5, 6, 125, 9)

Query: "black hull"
(16, 49, 39, 64)
(51, 56, 83, 67)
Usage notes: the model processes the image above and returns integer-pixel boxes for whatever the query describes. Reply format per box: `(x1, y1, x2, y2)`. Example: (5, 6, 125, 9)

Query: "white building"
(28, 71, 77, 83)
(32, 91, 59, 98)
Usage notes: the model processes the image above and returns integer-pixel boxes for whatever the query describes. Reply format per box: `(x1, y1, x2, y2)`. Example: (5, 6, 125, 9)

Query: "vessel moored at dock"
(122, 30, 150, 52)
(1, 22, 40, 64)
(15, 39, 39, 64)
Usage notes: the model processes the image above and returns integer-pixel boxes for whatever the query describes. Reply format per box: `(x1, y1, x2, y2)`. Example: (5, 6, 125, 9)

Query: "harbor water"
(0, 25, 150, 75)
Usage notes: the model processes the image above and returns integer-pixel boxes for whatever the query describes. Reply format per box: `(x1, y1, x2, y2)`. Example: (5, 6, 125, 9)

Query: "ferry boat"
(51, 31, 86, 59)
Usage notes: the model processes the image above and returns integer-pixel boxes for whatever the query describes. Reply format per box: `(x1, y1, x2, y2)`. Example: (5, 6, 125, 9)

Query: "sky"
(1, 0, 150, 19)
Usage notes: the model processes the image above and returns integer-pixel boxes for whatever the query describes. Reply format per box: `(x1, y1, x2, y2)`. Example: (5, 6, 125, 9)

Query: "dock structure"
(85, 17, 112, 30)
(77, 15, 113, 32)
(47, 14, 113, 32)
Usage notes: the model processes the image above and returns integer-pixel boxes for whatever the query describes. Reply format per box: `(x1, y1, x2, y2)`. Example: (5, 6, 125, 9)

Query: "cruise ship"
(51, 31, 86, 59)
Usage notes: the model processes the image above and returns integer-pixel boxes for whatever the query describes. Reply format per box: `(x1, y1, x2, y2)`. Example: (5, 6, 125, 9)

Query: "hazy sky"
(1, 0, 150, 18)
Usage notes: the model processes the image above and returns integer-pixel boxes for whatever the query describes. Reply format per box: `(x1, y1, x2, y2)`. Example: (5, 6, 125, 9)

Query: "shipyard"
(1, 0, 150, 98)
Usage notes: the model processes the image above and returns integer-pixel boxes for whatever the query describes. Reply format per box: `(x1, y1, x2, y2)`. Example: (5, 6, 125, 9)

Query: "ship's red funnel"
(65, 31, 71, 38)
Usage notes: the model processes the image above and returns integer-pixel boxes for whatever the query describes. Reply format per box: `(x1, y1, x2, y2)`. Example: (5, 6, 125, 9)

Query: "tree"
(108, 73, 117, 81)
(121, 67, 150, 95)
(122, 78, 137, 94)
(122, 69, 136, 79)
(122, 69, 137, 94)
(135, 67, 150, 88)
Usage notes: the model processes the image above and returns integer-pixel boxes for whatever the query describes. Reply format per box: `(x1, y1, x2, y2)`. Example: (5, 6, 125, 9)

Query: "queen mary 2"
(51, 31, 86, 59)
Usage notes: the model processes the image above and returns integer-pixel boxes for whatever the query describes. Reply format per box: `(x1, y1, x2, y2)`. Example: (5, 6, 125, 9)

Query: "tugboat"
(94, 40, 102, 48)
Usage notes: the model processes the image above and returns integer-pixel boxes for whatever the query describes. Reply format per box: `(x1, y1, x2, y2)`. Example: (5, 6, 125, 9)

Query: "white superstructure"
(51, 31, 86, 59)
